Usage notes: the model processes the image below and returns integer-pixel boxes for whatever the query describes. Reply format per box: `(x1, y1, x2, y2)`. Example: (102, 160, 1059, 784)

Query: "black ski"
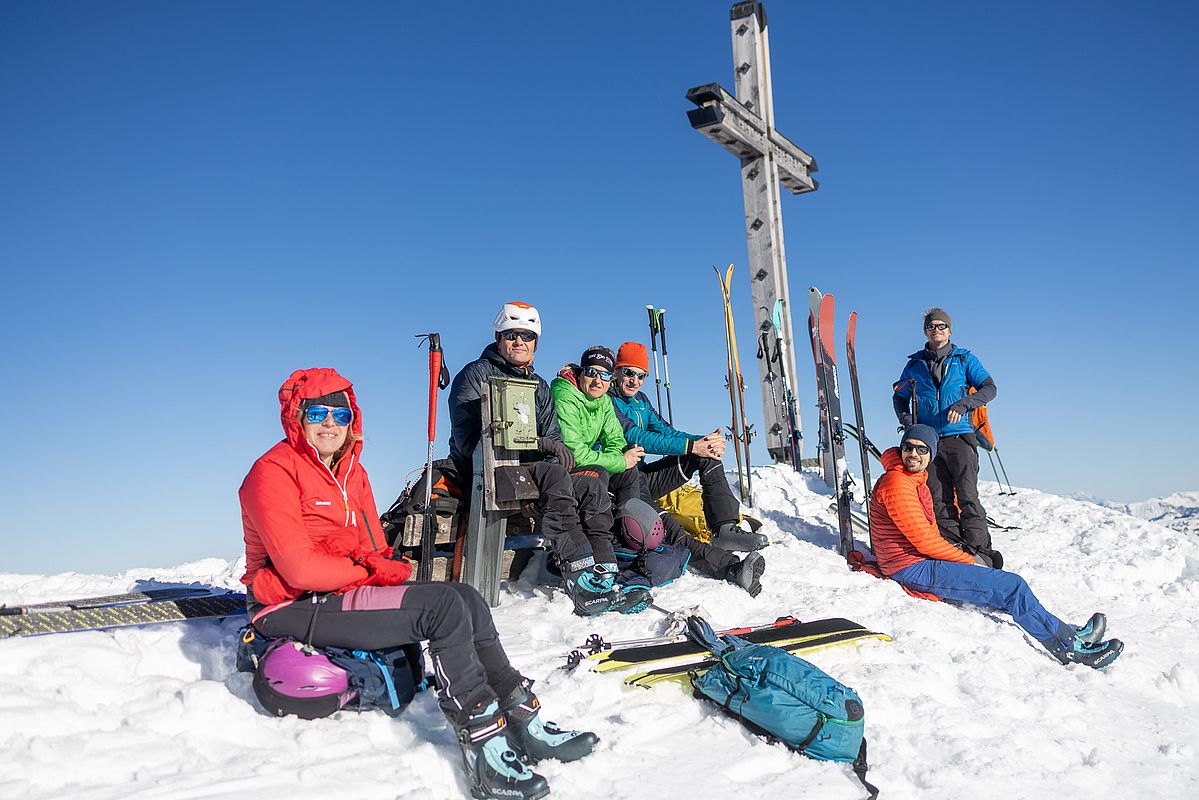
(1, 586, 220, 616)
(846, 311, 874, 541)
(586, 617, 866, 672)
(809, 288, 856, 560)
(0, 592, 247, 639)
(624, 626, 891, 688)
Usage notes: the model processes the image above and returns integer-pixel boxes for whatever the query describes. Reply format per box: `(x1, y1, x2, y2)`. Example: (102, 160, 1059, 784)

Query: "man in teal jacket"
(892, 308, 999, 564)
(608, 342, 767, 552)
(552, 345, 766, 596)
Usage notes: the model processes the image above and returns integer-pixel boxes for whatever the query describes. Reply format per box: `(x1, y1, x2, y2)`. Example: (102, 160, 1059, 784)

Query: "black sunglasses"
(501, 330, 537, 342)
(902, 442, 930, 455)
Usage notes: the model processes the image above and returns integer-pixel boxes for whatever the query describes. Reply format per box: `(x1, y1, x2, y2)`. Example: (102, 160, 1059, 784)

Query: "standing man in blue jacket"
(892, 308, 1000, 565)
(608, 342, 768, 552)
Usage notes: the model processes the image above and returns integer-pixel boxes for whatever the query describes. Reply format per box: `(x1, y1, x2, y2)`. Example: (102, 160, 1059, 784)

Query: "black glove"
(537, 437, 575, 470)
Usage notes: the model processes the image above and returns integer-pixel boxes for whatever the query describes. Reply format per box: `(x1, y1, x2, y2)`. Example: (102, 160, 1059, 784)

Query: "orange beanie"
(616, 342, 650, 372)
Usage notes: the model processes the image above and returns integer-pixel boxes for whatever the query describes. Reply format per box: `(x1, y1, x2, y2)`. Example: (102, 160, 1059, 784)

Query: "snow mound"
(2, 467, 1198, 799)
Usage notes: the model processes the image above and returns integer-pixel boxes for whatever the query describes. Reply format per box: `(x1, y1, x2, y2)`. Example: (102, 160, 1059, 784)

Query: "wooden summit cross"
(686, 0, 818, 469)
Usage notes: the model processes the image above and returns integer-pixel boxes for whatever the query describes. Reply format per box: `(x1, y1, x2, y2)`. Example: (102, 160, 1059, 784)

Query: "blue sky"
(2, 1, 1196, 574)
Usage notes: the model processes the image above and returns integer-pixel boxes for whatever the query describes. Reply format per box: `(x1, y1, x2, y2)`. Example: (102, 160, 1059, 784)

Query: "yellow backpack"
(658, 484, 762, 543)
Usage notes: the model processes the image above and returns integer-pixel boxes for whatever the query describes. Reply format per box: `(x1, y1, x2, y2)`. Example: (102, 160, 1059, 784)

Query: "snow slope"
(2, 467, 1197, 800)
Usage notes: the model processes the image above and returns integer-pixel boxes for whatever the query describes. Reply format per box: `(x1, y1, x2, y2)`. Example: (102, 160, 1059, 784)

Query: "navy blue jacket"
(893, 344, 996, 438)
(448, 344, 563, 470)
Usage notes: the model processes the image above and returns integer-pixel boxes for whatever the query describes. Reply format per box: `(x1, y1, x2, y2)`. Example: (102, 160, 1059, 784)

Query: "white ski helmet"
(493, 301, 542, 337)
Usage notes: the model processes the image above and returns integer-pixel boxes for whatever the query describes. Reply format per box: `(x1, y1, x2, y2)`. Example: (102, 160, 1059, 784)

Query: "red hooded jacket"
(869, 447, 975, 576)
(239, 368, 409, 605)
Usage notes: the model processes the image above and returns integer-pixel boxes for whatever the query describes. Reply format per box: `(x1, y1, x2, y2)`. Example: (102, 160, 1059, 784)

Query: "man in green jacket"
(551, 346, 766, 596)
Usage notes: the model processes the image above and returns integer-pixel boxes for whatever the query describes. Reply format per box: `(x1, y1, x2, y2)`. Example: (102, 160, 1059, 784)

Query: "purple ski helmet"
(252, 640, 357, 720)
(617, 498, 666, 551)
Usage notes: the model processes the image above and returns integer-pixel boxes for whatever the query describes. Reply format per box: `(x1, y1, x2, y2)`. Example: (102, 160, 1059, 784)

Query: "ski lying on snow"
(0, 592, 247, 639)
(0, 586, 223, 616)
(624, 627, 892, 689)
(564, 616, 804, 670)
(574, 618, 884, 673)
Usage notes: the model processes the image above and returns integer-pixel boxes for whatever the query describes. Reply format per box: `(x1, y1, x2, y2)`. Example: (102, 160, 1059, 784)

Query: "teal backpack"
(687, 616, 878, 798)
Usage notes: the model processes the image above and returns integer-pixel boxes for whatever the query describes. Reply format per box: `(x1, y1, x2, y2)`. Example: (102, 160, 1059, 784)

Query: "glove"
(972, 552, 994, 568)
(537, 436, 575, 470)
(345, 548, 413, 589)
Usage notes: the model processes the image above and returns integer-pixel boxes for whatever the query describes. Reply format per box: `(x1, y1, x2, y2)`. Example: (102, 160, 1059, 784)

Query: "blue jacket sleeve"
(619, 395, 696, 456)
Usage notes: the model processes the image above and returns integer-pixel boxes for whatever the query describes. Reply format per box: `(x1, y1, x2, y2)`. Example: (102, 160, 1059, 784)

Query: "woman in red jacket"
(240, 367, 594, 800)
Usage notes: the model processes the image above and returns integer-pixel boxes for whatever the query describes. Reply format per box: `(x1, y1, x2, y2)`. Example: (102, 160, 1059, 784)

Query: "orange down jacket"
(239, 368, 407, 605)
(869, 447, 975, 576)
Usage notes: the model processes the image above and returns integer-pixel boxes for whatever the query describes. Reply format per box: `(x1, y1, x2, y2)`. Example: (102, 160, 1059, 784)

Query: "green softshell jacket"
(550, 365, 629, 475)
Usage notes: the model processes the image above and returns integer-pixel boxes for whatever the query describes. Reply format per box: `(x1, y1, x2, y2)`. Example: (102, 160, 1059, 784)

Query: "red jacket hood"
(277, 367, 364, 469)
(556, 363, 582, 389)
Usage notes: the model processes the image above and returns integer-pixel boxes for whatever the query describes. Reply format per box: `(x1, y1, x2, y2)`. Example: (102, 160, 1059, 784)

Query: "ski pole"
(415, 332, 451, 582)
(994, 447, 1016, 495)
(985, 449, 1006, 493)
(657, 308, 674, 425)
(646, 305, 663, 412)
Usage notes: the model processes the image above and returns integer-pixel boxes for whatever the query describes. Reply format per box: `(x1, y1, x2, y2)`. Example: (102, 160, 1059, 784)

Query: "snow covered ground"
(2, 466, 1198, 800)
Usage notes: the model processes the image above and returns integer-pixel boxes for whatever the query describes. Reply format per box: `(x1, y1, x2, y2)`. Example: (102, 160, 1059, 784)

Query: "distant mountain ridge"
(1078, 491, 1199, 536)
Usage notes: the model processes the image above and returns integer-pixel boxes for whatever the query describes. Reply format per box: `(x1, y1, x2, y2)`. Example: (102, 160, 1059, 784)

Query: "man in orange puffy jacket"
(869, 424, 1123, 670)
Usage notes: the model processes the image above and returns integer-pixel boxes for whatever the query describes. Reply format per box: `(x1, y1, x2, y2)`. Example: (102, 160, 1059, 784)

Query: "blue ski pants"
(891, 559, 1074, 648)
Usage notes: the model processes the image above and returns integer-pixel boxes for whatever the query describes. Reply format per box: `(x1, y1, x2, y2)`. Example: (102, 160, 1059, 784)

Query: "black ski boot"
(562, 558, 653, 617)
(711, 521, 769, 552)
(1048, 635, 1124, 670)
(1075, 612, 1107, 646)
(456, 699, 550, 800)
(501, 680, 599, 764)
(723, 551, 766, 597)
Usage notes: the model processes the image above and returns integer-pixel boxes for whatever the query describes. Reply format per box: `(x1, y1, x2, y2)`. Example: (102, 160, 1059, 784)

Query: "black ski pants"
(253, 582, 522, 727)
(927, 434, 993, 553)
(565, 465, 618, 566)
(520, 460, 616, 566)
(639, 454, 741, 530)
(609, 465, 738, 578)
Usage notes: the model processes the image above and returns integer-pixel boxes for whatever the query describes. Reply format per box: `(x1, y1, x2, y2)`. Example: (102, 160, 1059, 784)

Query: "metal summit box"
(488, 376, 540, 451)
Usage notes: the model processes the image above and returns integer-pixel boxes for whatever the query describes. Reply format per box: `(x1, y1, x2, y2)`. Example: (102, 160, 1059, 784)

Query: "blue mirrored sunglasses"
(582, 366, 613, 381)
(305, 405, 353, 426)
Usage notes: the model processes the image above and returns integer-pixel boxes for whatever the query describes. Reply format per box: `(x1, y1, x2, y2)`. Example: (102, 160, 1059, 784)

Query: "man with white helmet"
(448, 302, 652, 616)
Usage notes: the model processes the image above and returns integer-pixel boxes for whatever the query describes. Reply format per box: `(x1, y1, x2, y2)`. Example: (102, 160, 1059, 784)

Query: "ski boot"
(1049, 634, 1124, 670)
(724, 551, 766, 597)
(501, 680, 599, 764)
(711, 521, 769, 552)
(456, 699, 550, 800)
(562, 557, 652, 617)
(1075, 613, 1107, 646)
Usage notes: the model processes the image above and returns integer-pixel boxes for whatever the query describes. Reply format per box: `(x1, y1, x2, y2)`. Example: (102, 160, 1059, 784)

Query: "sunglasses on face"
(582, 366, 613, 381)
(501, 330, 537, 342)
(924, 323, 950, 332)
(305, 405, 353, 426)
(619, 367, 649, 381)
(901, 442, 930, 455)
